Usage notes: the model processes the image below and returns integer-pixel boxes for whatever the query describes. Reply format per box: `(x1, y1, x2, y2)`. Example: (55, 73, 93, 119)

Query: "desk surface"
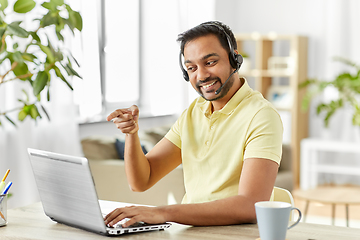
(1, 201, 360, 240)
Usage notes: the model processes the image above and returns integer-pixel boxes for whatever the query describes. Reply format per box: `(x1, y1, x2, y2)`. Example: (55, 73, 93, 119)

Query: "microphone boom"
(215, 69, 237, 95)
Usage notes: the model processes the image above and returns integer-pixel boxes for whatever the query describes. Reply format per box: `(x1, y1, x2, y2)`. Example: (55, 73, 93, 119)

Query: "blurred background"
(1, 0, 360, 213)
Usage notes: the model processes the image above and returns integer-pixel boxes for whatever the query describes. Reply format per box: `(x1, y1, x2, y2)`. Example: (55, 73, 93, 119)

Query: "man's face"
(183, 34, 234, 101)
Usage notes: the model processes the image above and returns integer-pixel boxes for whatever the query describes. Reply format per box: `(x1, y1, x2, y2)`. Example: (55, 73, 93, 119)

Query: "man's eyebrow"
(202, 53, 219, 60)
(184, 53, 219, 64)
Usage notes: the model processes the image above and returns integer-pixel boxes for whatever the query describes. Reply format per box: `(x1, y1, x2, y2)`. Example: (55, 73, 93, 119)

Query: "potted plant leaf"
(299, 57, 360, 127)
(0, 0, 82, 127)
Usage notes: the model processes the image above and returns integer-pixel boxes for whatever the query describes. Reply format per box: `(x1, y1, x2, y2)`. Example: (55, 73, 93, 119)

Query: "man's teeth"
(202, 81, 217, 89)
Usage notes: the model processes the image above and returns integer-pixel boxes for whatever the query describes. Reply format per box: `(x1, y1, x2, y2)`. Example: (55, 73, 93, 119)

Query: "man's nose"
(196, 66, 210, 81)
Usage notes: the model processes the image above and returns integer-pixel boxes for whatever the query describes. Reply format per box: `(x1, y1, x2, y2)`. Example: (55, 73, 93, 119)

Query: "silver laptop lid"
(27, 148, 107, 235)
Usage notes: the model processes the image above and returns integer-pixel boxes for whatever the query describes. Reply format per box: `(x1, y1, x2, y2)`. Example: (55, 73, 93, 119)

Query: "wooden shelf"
(314, 165, 360, 175)
(235, 34, 309, 189)
(239, 69, 293, 77)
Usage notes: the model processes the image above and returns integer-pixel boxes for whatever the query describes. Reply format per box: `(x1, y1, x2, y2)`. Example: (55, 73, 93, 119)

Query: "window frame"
(98, 0, 142, 113)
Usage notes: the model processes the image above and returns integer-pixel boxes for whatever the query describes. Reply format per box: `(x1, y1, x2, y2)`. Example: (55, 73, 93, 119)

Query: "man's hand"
(104, 206, 167, 228)
(106, 105, 139, 134)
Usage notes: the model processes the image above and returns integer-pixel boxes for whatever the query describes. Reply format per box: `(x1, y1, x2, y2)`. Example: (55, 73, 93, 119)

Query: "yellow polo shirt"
(165, 78, 283, 204)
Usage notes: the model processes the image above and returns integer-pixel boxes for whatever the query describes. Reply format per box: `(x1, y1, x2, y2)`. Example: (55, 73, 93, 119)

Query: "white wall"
(215, 0, 360, 141)
(86, 0, 360, 139)
(140, 1, 187, 116)
(214, 0, 360, 186)
(82, 0, 360, 141)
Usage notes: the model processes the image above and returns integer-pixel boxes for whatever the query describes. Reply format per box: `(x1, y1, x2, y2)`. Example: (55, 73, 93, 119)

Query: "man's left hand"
(104, 205, 167, 228)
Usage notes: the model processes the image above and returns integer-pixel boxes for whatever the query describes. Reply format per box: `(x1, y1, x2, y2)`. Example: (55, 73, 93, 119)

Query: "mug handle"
(288, 207, 302, 229)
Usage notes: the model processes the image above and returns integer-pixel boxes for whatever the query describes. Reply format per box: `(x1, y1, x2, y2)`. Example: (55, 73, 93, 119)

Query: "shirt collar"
(198, 77, 251, 117)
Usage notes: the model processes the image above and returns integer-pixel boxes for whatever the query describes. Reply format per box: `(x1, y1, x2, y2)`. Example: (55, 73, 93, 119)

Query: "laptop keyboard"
(102, 213, 147, 229)
(112, 221, 147, 229)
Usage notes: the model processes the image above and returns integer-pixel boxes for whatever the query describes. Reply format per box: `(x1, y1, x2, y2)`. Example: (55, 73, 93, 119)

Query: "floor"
(294, 197, 360, 228)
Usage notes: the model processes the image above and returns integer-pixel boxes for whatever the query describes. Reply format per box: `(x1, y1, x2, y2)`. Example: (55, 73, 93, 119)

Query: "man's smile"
(197, 77, 221, 93)
(201, 81, 218, 90)
(201, 81, 217, 90)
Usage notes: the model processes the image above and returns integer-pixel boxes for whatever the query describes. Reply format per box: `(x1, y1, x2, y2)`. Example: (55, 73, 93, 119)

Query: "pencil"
(0, 169, 10, 192)
(1, 169, 10, 182)
(0, 210, 5, 221)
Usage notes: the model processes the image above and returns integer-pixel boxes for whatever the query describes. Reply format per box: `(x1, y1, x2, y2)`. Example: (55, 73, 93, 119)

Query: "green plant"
(0, 0, 82, 127)
(240, 52, 249, 58)
(299, 57, 360, 127)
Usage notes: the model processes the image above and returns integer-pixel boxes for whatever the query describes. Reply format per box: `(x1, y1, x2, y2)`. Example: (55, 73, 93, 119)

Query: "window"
(75, 0, 215, 122)
(101, 0, 140, 108)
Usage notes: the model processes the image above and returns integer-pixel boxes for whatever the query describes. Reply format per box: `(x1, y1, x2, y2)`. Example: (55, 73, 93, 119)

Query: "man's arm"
(107, 105, 182, 192)
(124, 134, 182, 191)
(104, 157, 279, 227)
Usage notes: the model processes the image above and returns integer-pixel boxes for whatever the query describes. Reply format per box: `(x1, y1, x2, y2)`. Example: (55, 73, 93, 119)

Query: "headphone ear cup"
(183, 70, 189, 82)
(229, 52, 237, 69)
(229, 52, 243, 70)
(235, 54, 243, 70)
(179, 52, 190, 81)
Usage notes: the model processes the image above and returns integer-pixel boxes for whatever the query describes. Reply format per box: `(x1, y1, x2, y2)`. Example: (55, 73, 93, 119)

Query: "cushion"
(81, 136, 119, 160)
(115, 139, 148, 159)
(140, 125, 172, 146)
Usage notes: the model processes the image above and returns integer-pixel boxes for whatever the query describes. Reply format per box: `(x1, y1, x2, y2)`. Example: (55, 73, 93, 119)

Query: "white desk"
(300, 138, 360, 190)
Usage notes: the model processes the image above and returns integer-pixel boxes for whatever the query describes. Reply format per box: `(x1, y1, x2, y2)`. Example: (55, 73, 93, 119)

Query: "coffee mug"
(255, 201, 302, 240)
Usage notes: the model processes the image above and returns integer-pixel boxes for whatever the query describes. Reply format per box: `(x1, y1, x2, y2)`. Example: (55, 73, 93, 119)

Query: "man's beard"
(195, 76, 234, 101)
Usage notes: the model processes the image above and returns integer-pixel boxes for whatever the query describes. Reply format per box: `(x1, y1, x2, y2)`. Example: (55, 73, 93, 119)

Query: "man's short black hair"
(177, 21, 237, 55)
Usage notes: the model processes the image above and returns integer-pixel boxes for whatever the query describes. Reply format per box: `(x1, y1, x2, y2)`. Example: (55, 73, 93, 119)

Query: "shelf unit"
(235, 33, 309, 188)
(300, 138, 360, 190)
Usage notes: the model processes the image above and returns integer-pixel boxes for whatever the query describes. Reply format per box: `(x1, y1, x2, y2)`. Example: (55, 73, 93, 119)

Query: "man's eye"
(206, 60, 216, 66)
(187, 66, 195, 72)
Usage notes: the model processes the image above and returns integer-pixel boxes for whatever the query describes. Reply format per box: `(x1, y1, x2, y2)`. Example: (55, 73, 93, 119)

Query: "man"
(105, 21, 283, 227)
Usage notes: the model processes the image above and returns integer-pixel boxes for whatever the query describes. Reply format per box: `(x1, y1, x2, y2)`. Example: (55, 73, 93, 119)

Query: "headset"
(179, 22, 243, 85)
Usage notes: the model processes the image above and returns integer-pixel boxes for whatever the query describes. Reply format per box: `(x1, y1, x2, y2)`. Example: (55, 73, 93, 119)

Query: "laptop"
(27, 148, 171, 236)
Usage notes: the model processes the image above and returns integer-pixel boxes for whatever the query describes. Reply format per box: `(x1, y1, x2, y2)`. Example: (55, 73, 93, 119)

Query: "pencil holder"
(0, 194, 7, 226)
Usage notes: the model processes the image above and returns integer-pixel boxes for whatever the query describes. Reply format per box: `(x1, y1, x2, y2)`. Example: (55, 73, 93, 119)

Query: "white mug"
(255, 201, 302, 240)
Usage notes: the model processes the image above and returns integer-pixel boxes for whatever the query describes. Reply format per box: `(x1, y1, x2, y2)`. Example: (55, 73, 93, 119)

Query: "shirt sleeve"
(243, 106, 283, 165)
(164, 110, 186, 149)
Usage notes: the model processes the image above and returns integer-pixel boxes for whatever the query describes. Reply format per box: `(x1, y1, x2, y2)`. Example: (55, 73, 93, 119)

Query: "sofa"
(81, 126, 293, 206)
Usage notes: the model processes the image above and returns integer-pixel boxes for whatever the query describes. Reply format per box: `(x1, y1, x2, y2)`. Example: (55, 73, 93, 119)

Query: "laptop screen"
(27, 148, 107, 234)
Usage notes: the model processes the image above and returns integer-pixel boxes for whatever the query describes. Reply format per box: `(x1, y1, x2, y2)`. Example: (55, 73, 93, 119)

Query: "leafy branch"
(299, 57, 360, 127)
(0, 0, 82, 127)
